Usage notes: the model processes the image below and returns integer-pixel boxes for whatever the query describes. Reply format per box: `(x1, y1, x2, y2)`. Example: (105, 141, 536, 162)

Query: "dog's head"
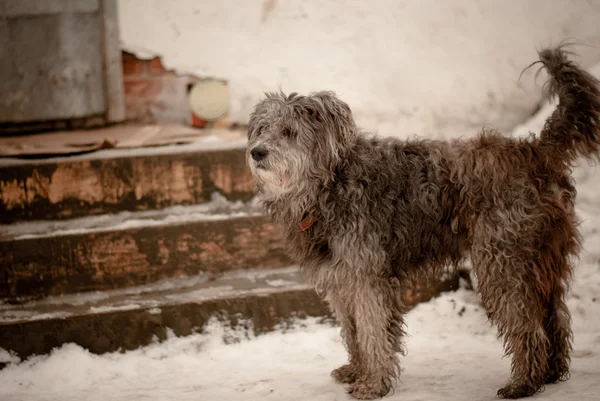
(246, 91, 356, 200)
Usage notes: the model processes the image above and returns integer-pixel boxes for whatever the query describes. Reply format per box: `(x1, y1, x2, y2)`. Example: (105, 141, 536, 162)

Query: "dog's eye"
(282, 128, 295, 138)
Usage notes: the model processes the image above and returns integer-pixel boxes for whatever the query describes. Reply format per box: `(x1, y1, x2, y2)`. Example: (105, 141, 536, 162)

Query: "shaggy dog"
(246, 47, 600, 399)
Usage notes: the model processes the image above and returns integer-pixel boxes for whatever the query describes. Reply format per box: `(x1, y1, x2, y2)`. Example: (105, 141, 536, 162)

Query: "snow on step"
(0, 193, 260, 241)
(0, 266, 306, 324)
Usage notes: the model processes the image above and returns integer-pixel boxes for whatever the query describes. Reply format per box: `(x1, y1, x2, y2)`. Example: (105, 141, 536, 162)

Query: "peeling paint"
(0, 179, 26, 209)
(0, 149, 252, 223)
(210, 164, 233, 194)
(48, 162, 105, 204)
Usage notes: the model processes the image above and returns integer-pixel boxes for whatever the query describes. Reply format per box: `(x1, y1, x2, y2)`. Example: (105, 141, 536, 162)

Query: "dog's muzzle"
(250, 146, 269, 162)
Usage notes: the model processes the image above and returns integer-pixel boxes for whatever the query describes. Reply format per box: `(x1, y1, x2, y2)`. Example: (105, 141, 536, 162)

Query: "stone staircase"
(0, 126, 462, 360)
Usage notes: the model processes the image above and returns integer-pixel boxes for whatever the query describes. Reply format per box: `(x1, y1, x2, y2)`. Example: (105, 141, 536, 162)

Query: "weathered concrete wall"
(0, 0, 105, 122)
(118, 0, 600, 138)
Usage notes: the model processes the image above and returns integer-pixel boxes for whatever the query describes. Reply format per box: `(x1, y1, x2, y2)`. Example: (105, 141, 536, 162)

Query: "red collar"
(298, 213, 316, 232)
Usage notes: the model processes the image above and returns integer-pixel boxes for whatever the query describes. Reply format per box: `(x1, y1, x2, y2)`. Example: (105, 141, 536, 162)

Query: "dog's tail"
(536, 47, 600, 163)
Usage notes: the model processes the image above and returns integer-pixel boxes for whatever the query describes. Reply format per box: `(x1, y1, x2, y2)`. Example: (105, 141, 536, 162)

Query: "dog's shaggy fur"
(246, 48, 600, 399)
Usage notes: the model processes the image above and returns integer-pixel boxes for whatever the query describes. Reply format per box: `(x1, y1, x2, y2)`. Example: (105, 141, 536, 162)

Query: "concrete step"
(0, 198, 289, 300)
(0, 128, 250, 224)
(0, 266, 463, 360)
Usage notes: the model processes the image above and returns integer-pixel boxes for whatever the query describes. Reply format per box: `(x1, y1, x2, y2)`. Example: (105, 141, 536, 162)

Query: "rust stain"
(176, 233, 195, 252)
(130, 159, 198, 205)
(157, 239, 170, 265)
(198, 233, 230, 264)
(268, 304, 277, 320)
(235, 227, 252, 247)
(82, 235, 150, 281)
(184, 163, 202, 199)
(233, 171, 254, 193)
(25, 170, 50, 203)
(97, 162, 129, 204)
(210, 164, 233, 193)
(134, 183, 144, 201)
(0, 179, 26, 209)
(48, 162, 104, 204)
(169, 161, 195, 203)
(199, 242, 223, 255)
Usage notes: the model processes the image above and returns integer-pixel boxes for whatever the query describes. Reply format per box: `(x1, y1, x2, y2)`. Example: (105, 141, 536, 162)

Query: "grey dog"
(246, 47, 600, 399)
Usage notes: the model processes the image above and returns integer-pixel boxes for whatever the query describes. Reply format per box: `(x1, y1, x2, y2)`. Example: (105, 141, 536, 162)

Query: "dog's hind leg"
(541, 206, 577, 385)
(471, 216, 550, 399)
(495, 311, 549, 399)
(543, 281, 573, 385)
(344, 278, 402, 400)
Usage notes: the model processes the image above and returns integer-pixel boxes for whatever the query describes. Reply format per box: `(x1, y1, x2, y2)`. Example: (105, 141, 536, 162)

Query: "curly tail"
(537, 47, 600, 163)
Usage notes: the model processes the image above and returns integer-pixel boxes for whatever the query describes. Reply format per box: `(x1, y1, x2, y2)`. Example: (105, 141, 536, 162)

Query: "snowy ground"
(2, 80, 600, 401)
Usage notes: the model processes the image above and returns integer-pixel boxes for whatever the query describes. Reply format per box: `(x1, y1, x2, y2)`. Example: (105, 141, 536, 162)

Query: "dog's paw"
(347, 379, 390, 400)
(497, 382, 543, 399)
(331, 364, 357, 384)
(544, 367, 570, 384)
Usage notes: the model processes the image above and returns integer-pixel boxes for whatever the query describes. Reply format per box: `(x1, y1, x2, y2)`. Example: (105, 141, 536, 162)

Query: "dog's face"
(246, 91, 356, 200)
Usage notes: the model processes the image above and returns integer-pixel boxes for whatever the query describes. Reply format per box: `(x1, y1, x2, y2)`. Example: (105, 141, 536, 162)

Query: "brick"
(124, 75, 194, 124)
(121, 51, 139, 62)
(122, 58, 145, 77)
(147, 57, 169, 75)
(124, 77, 162, 99)
(124, 78, 163, 122)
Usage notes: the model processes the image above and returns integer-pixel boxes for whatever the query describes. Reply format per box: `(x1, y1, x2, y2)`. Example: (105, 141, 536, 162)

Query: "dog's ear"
(312, 90, 352, 116)
(310, 91, 356, 163)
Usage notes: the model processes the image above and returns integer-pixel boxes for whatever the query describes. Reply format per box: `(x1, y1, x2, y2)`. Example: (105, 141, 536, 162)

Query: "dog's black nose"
(251, 146, 268, 161)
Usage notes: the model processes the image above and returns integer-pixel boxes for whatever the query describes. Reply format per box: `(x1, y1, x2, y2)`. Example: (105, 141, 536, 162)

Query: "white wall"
(118, 0, 600, 138)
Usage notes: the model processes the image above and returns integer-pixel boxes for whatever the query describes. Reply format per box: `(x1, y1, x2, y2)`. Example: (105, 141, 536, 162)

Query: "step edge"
(0, 133, 248, 168)
(0, 282, 312, 326)
(0, 202, 264, 242)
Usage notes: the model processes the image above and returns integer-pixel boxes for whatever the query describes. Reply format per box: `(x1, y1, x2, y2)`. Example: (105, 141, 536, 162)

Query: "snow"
(0, 266, 306, 323)
(88, 304, 142, 314)
(2, 63, 600, 401)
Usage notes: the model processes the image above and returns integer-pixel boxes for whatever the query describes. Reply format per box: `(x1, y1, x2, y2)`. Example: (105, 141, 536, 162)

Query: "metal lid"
(188, 80, 229, 121)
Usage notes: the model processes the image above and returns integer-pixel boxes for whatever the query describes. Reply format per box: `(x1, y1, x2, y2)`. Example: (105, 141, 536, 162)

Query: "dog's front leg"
(326, 292, 361, 384)
(346, 278, 400, 400)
